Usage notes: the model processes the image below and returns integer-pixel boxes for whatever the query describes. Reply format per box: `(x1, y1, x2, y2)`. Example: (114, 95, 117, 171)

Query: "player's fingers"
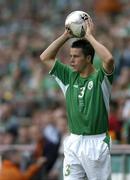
(90, 18, 94, 26)
(65, 26, 71, 33)
(88, 17, 93, 30)
(65, 26, 73, 37)
(84, 21, 88, 32)
(86, 18, 91, 29)
(90, 18, 94, 31)
(65, 25, 70, 30)
(88, 17, 92, 24)
(90, 17, 94, 25)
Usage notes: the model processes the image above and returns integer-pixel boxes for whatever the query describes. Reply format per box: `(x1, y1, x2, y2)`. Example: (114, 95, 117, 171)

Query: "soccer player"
(40, 18, 114, 180)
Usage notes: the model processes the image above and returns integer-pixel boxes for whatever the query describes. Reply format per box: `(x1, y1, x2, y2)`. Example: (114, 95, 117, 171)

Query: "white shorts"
(63, 133, 111, 180)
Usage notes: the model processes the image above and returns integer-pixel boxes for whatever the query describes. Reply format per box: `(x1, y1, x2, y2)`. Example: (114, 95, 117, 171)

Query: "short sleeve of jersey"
(49, 59, 72, 85)
(98, 66, 114, 84)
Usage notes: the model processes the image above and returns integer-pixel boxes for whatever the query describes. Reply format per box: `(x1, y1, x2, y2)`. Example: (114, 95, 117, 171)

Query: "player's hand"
(63, 26, 74, 39)
(84, 17, 94, 38)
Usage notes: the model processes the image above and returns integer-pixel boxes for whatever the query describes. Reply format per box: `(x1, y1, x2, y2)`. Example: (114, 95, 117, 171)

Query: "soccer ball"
(65, 11, 90, 38)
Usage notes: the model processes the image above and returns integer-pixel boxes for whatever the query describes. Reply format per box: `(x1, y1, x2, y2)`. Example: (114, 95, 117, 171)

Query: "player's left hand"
(84, 17, 94, 38)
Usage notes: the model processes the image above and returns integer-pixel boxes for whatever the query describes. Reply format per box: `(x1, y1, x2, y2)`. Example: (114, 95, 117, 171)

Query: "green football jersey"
(50, 60, 114, 135)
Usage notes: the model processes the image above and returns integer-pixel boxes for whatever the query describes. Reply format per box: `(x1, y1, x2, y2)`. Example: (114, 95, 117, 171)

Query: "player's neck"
(80, 65, 95, 78)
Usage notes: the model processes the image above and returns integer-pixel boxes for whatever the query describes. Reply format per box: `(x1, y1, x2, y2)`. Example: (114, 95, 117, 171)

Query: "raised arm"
(84, 18, 114, 74)
(40, 28, 72, 69)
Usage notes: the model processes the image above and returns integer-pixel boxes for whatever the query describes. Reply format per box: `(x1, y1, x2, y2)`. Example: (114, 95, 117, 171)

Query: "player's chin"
(71, 66, 79, 72)
(73, 68, 79, 72)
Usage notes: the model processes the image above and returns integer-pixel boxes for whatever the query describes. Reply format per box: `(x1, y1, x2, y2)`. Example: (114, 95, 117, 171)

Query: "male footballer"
(40, 17, 114, 180)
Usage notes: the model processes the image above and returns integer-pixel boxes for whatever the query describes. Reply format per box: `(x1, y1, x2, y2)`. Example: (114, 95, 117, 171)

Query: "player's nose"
(70, 56, 75, 63)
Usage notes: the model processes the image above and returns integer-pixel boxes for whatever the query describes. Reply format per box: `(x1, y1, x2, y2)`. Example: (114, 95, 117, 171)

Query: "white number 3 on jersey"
(78, 87, 85, 98)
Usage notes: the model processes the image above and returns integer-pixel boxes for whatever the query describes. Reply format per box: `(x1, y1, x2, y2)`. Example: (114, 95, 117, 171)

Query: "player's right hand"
(64, 26, 74, 39)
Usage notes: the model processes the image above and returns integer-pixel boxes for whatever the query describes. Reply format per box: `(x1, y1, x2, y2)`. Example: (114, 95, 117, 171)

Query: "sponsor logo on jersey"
(88, 81, 93, 90)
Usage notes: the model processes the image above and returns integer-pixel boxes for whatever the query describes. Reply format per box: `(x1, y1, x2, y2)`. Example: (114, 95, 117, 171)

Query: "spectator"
(94, 0, 122, 15)
(0, 149, 46, 180)
(16, 124, 31, 144)
(109, 100, 122, 143)
(48, 115, 68, 180)
(29, 125, 60, 179)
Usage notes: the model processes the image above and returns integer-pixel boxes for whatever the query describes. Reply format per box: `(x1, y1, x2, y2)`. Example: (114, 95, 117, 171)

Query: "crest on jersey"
(88, 81, 93, 90)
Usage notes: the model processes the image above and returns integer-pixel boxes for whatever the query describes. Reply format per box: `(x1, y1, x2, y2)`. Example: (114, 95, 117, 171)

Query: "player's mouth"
(70, 64, 76, 68)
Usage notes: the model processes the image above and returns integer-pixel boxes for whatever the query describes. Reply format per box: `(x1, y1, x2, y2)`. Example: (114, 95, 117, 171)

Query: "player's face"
(70, 48, 89, 72)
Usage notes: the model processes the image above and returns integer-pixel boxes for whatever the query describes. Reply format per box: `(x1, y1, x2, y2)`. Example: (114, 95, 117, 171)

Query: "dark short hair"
(71, 39, 95, 64)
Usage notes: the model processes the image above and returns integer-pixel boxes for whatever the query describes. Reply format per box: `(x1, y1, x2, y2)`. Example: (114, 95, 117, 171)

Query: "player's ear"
(87, 55, 91, 63)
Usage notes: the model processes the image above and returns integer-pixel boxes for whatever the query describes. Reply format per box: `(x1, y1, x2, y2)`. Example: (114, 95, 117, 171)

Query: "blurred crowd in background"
(0, 0, 130, 179)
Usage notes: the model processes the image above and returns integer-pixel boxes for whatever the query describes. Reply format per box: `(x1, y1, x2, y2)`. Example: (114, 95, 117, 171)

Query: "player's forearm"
(40, 34, 69, 62)
(85, 35, 114, 64)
